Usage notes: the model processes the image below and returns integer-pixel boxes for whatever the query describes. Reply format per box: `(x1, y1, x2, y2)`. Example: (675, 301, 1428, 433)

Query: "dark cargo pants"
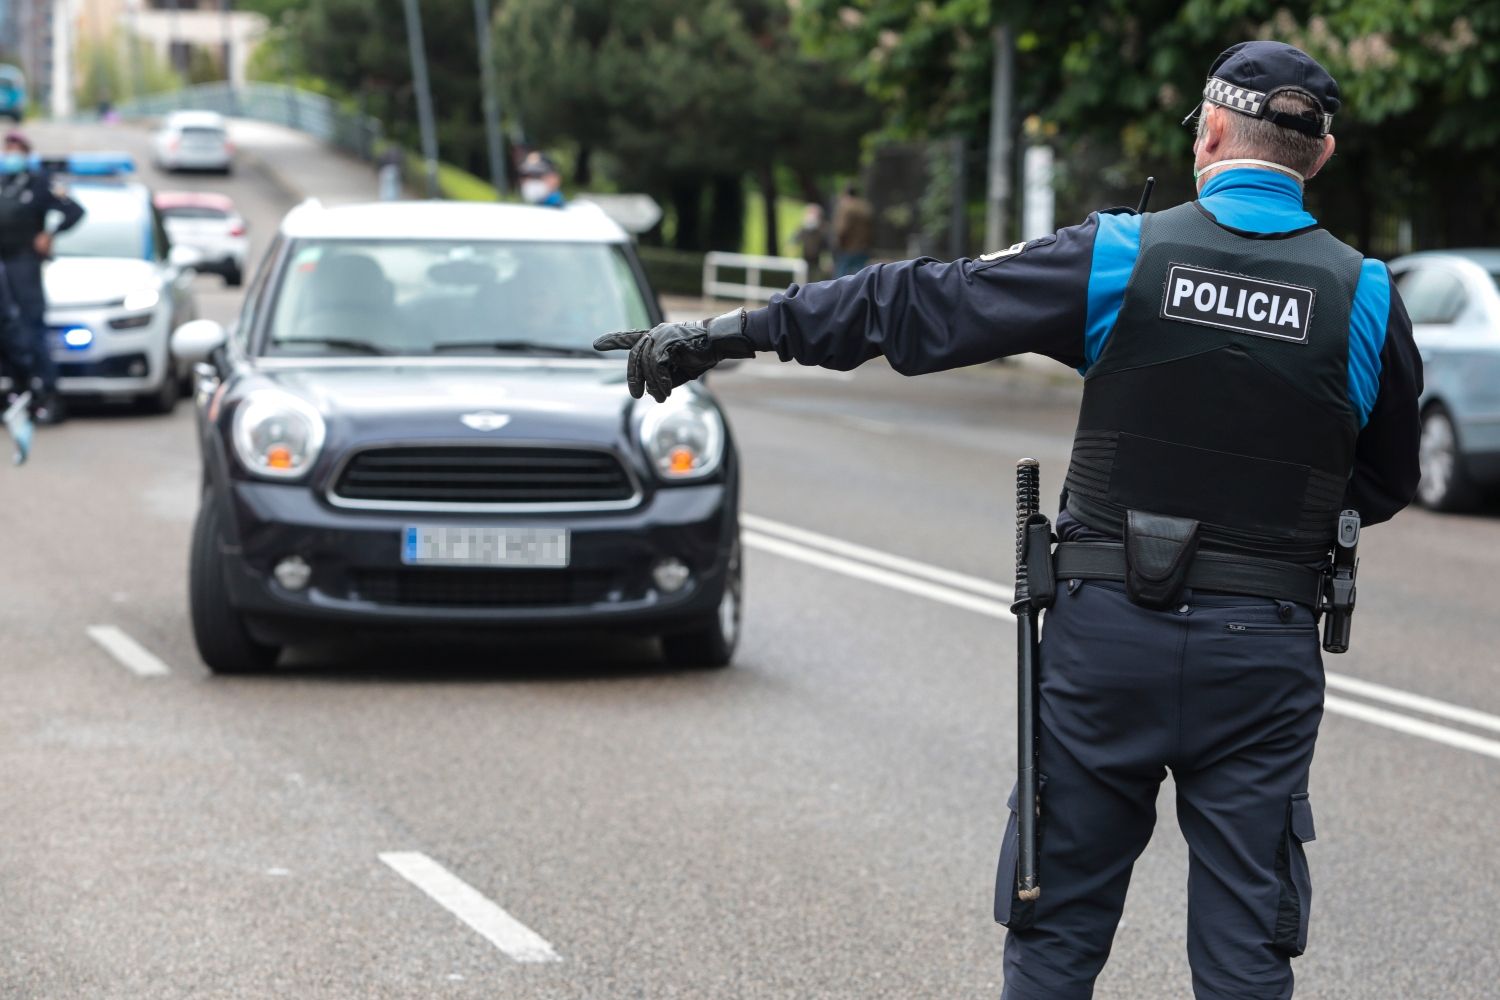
(1, 252, 56, 393)
(996, 579, 1323, 1000)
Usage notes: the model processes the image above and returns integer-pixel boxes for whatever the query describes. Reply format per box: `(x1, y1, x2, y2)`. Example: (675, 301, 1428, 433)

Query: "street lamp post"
(401, 0, 441, 199)
(472, 0, 508, 197)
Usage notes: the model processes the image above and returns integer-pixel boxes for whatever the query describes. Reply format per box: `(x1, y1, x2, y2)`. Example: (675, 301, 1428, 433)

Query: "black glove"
(593, 309, 756, 401)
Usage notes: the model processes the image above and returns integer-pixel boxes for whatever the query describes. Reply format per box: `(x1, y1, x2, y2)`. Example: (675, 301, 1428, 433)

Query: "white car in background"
(156, 191, 249, 286)
(152, 110, 234, 174)
(44, 154, 201, 413)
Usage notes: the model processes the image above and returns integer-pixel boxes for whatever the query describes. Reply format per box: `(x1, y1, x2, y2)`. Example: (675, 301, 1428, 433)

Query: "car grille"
(349, 568, 619, 608)
(331, 446, 636, 507)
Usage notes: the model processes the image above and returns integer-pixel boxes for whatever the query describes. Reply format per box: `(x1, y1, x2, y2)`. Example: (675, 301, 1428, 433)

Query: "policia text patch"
(1160, 264, 1315, 343)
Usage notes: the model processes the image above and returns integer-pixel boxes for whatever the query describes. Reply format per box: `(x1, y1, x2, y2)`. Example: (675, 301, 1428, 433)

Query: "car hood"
(254, 360, 646, 447)
(44, 257, 159, 309)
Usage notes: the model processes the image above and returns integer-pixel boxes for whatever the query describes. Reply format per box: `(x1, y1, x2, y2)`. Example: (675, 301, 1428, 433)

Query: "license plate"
(401, 525, 569, 568)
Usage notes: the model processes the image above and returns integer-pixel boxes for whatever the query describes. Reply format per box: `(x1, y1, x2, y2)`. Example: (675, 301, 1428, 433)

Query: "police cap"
(1186, 41, 1339, 138)
(518, 152, 559, 178)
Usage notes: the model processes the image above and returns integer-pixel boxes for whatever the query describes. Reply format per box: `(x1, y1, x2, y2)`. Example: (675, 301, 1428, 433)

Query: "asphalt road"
(2, 121, 1498, 999)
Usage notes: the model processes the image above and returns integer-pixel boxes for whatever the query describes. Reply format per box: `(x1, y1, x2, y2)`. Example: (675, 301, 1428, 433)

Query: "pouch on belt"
(1123, 510, 1200, 610)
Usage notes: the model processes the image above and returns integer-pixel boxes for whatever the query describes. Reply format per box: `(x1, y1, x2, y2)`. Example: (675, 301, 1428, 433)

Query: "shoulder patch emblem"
(1160, 263, 1315, 343)
(979, 241, 1027, 262)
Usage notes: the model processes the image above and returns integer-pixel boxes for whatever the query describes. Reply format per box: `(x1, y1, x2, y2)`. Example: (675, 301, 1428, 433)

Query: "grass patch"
(742, 192, 808, 256)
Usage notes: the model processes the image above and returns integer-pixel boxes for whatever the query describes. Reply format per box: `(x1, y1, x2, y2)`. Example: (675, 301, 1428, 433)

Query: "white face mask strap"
(1194, 158, 1305, 184)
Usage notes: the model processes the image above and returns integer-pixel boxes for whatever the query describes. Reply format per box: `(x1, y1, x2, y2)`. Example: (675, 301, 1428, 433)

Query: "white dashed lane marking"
(85, 625, 171, 677)
(380, 851, 561, 963)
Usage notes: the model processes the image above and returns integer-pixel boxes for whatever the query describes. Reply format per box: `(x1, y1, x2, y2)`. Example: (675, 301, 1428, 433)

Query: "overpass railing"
(112, 82, 382, 161)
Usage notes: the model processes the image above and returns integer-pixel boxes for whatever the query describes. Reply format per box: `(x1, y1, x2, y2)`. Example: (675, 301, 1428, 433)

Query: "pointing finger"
(593, 330, 647, 352)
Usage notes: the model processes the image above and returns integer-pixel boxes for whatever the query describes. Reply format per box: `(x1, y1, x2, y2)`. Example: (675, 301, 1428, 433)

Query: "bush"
(637, 245, 704, 298)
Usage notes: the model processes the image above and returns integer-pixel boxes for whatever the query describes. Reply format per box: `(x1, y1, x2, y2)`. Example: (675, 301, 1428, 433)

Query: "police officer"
(518, 152, 565, 208)
(0, 129, 85, 424)
(596, 41, 1422, 1000)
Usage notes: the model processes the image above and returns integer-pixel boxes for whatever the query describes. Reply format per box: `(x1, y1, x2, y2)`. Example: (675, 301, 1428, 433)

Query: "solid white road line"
(742, 531, 1014, 620)
(85, 625, 171, 677)
(1324, 696, 1500, 762)
(743, 515, 1015, 601)
(379, 851, 560, 963)
(744, 514, 1500, 762)
(1324, 672, 1500, 736)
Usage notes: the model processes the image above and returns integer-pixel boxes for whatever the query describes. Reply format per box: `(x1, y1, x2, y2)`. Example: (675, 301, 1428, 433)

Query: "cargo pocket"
(1272, 792, 1316, 956)
(994, 775, 1045, 930)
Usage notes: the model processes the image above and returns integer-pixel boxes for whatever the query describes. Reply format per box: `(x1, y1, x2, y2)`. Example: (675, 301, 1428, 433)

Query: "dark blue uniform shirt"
(0, 166, 86, 256)
(744, 168, 1422, 526)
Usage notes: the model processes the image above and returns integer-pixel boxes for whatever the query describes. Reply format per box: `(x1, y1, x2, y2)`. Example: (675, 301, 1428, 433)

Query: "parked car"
(0, 64, 24, 121)
(151, 110, 234, 173)
(172, 199, 742, 673)
(43, 153, 200, 413)
(156, 191, 248, 286)
(1388, 250, 1500, 510)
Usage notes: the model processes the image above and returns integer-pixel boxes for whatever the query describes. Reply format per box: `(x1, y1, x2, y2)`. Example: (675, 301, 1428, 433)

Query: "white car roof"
(278, 199, 631, 244)
(164, 110, 227, 129)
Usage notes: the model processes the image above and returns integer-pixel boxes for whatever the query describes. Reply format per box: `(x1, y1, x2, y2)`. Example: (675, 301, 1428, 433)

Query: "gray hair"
(1200, 92, 1325, 177)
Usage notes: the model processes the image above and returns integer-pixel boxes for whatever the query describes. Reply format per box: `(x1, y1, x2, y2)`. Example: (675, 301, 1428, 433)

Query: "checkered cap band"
(1202, 76, 1334, 134)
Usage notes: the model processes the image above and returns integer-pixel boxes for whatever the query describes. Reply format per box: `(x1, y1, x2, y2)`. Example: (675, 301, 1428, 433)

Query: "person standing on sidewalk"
(0, 130, 84, 425)
(596, 41, 1423, 999)
(831, 183, 874, 277)
(790, 203, 831, 281)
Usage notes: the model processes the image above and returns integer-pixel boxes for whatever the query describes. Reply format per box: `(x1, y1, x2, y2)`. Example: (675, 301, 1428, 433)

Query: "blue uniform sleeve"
(1345, 268, 1422, 525)
(743, 215, 1101, 374)
(39, 173, 85, 235)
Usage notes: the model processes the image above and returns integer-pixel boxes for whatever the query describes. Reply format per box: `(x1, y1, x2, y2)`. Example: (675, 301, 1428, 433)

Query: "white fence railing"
(702, 251, 806, 303)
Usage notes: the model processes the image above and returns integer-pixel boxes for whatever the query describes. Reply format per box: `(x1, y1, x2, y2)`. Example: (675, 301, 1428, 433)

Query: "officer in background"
(0, 130, 85, 424)
(518, 152, 565, 208)
(597, 42, 1421, 999)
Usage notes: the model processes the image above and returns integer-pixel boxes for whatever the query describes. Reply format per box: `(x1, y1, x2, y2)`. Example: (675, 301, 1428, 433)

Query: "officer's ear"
(1305, 133, 1336, 181)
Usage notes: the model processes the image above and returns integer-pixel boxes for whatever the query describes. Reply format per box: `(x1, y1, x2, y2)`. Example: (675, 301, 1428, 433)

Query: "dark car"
(170, 199, 741, 673)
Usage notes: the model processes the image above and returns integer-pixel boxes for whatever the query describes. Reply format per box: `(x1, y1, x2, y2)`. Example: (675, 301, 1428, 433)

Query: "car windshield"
(50, 183, 149, 260)
(263, 238, 652, 357)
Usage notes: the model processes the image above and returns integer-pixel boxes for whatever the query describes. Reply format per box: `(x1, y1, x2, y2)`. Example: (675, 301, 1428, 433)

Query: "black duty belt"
(1053, 542, 1323, 608)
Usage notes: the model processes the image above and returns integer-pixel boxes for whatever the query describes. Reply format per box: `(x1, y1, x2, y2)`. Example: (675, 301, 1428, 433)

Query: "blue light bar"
(33, 152, 136, 176)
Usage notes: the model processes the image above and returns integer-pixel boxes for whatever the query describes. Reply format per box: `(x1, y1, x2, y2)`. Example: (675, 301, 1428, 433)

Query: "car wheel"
(224, 264, 243, 287)
(190, 492, 281, 674)
(136, 361, 180, 414)
(1417, 404, 1478, 512)
(661, 539, 742, 669)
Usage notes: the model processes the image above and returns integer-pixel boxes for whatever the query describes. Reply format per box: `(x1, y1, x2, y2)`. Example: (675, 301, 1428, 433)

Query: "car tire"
(190, 493, 281, 674)
(661, 539, 742, 669)
(1417, 404, 1479, 512)
(136, 361, 180, 414)
(224, 264, 243, 287)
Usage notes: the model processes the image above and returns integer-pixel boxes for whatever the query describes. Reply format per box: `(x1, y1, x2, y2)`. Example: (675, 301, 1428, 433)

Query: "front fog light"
(273, 555, 312, 591)
(653, 558, 691, 594)
(127, 359, 147, 377)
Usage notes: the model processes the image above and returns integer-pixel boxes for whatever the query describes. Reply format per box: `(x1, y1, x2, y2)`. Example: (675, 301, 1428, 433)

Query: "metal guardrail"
(701, 251, 806, 303)
(113, 82, 382, 161)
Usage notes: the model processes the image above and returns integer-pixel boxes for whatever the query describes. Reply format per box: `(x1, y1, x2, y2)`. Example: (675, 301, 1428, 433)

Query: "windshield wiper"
(272, 337, 392, 356)
(431, 339, 598, 357)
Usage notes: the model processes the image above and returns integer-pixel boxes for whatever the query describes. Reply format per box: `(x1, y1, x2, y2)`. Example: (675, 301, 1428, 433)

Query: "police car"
(44, 153, 200, 412)
(173, 199, 742, 673)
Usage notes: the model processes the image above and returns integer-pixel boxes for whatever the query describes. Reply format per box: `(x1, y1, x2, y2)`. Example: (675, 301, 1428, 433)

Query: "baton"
(1011, 458, 1042, 903)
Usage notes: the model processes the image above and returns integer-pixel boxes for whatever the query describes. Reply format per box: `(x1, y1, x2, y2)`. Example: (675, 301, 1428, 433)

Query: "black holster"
(1123, 510, 1200, 610)
(1022, 513, 1055, 610)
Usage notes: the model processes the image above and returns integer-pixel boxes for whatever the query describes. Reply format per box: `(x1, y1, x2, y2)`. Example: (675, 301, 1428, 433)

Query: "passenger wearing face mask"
(517, 152, 564, 208)
(0, 130, 85, 424)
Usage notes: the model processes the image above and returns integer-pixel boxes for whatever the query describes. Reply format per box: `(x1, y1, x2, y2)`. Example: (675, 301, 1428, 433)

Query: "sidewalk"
(227, 118, 382, 206)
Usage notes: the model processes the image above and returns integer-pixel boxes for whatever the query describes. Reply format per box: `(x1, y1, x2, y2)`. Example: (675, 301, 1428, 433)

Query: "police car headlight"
(639, 395, 724, 480)
(122, 288, 160, 313)
(232, 390, 326, 480)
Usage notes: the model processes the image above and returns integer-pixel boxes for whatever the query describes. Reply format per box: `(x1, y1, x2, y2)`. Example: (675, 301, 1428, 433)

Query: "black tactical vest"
(1064, 202, 1364, 564)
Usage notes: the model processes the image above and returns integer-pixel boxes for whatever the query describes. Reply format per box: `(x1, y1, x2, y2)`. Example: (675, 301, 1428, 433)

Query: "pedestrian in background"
(598, 41, 1423, 999)
(0, 130, 84, 425)
(518, 152, 565, 208)
(831, 183, 873, 277)
(790, 202, 830, 281)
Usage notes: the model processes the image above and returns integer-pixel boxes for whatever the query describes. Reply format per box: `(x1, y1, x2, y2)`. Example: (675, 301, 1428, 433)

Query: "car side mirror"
(168, 244, 203, 270)
(172, 319, 227, 365)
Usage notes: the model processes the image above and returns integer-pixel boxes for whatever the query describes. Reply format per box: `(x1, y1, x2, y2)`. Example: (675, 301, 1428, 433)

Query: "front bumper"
(48, 304, 172, 398)
(217, 478, 737, 645)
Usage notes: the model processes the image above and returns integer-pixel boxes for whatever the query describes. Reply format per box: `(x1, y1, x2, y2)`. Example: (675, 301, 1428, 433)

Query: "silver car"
(1389, 250, 1500, 509)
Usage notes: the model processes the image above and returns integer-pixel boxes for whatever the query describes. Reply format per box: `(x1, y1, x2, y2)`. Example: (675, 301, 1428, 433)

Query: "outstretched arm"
(596, 214, 1105, 399)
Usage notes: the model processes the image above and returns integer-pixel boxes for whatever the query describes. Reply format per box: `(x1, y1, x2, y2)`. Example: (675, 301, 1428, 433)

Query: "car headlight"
(232, 390, 326, 479)
(122, 288, 160, 312)
(638, 395, 724, 480)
